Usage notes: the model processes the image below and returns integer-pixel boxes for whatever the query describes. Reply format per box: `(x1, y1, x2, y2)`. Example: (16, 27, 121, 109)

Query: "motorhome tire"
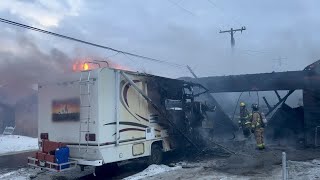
(80, 165, 85, 171)
(148, 144, 163, 165)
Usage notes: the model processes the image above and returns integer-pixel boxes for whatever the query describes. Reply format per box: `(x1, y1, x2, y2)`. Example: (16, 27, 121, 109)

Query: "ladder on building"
(78, 70, 94, 152)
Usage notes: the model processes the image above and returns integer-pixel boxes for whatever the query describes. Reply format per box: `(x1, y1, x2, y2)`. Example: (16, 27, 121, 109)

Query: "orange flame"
(72, 58, 134, 72)
(72, 61, 97, 72)
(108, 61, 132, 71)
(72, 64, 77, 72)
(83, 63, 89, 71)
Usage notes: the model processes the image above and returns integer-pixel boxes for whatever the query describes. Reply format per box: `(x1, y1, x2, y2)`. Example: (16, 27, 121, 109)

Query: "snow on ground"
(288, 159, 320, 179)
(0, 166, 94, 180)
(123, 164, 182, 180)
(145, 159, 320, 180)
(0, 168, 40, 180)
(0, 135, 38, 155)
(0, 159, 319, 179)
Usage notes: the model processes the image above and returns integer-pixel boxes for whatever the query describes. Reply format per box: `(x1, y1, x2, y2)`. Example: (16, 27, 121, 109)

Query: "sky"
(0, 0, 319, 104)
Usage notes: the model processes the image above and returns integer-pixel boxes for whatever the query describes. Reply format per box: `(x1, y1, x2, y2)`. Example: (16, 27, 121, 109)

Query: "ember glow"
(83, 63, 89, 71)
(110, 62, 131, 71)
(72, 59, 133, 72)
(72, 61, 99, 72)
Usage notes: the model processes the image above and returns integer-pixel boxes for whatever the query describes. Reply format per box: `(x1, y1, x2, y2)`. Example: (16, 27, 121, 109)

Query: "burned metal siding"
(265, 104, 304, 144)
(303, 89, 320, 146)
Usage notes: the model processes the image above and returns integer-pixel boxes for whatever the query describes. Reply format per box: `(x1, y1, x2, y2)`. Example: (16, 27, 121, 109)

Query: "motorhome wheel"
(148, 144, 163, 165)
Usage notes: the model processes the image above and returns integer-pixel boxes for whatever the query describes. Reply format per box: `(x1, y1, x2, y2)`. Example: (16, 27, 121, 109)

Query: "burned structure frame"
(186, 60, 320, 147)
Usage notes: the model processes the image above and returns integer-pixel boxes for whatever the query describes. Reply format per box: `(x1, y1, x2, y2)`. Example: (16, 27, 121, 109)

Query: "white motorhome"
(28, 64, 212, 173)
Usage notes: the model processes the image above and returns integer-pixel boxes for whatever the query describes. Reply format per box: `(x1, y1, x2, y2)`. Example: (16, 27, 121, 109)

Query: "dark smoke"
(0, 35, 72, 104)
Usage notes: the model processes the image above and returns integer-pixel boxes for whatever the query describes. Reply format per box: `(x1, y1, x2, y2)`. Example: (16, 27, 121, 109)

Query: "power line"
(206, 0, 242, 27)
(235, 48, 288, 59)
(122, 52, 136, 63)
(236, 49, 269, 56)
(0, 17, 185, 68)
(166, 0, 195, 16)
(106, 52, 120, 59)
(240, 49, 272, 54)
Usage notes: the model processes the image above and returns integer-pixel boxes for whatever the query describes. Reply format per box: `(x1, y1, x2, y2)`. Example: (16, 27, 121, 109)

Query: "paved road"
(0, 151, 147, 179)
(0, 151, 36, 169)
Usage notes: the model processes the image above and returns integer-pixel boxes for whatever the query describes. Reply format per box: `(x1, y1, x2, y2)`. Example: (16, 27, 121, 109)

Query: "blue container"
(55, 147, 70, 169)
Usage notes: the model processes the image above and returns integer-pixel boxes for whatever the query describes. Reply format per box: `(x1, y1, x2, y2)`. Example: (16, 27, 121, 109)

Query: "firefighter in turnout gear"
(239, 102, 251, 138)
(251, 104, 265, 150)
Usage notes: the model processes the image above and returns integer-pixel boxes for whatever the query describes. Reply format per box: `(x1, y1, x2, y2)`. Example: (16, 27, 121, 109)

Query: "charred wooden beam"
(274, 91, 281, 101)
(262, 97, 272, 111)
(186, 70, 320, 93)
(266, 90, 295, 116)
(186, 66, 238, 131)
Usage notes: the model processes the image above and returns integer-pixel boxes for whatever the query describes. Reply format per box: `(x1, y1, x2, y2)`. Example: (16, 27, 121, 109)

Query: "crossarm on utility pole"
(219, 26, 246, 33)
(219, 27, 246, 33)
(219, 26, 246, 48)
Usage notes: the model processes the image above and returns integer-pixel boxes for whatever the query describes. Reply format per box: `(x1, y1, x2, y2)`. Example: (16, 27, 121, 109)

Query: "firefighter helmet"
(240, 102, 246, 107)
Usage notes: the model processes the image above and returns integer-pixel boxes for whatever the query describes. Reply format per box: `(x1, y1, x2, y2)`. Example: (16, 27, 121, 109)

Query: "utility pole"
(272, 56, 287, 71)
(220, 26, 246, 48)
(273, 56, 287, 67)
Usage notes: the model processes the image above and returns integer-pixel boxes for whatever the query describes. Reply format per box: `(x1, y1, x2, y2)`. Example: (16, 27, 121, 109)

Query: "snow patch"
(0, 171, 16, 179)
(311, 159, 320, 165)
(0, 135, 38, 155)
(288, 160, 320, 180)
(0, 168, 40, 180)
(124, 164, 182, 180)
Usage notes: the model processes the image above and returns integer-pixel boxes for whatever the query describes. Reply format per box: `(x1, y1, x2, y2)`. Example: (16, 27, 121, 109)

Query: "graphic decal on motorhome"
(104, 122, 146, 136)
(112, 128, 146, 136)
(104, 121, 148, 128)
(52, 98, 80, 121)
(120, 79, 149, 122)
(104, 122, 161, 135)
(135, 113, 149, 122)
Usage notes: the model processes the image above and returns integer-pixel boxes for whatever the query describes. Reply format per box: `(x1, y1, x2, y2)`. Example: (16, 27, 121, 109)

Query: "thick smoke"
(0, 34, 72, 104)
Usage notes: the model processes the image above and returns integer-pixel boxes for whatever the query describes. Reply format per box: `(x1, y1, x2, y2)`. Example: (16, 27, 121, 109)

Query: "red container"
(45, 154, 55, 163)
(35, 151, 47, 166)
(45, 154, 56, 169)
(36, 151, 46, 161)
(42, 140, 66, 153)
